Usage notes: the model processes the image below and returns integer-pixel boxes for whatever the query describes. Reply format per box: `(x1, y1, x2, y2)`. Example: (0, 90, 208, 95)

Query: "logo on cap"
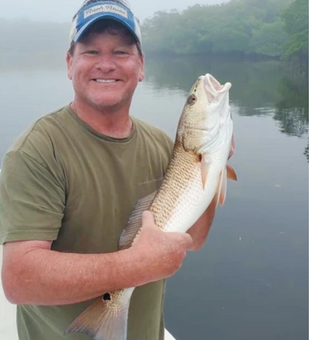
(84, 4, 128, 19)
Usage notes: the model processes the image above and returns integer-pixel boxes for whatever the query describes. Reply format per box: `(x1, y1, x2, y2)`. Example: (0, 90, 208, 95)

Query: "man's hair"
(68, 0, 142, 56)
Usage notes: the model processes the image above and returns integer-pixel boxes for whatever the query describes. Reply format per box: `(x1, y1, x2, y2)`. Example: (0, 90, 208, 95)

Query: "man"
(0, 1, 216, 339)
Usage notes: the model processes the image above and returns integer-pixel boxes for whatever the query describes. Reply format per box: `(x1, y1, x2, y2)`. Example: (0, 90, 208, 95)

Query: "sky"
(0, 0, 228, 23)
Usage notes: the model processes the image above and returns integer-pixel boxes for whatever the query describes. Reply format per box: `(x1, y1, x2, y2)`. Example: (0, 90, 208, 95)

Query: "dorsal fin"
(119, 191, 157, 250)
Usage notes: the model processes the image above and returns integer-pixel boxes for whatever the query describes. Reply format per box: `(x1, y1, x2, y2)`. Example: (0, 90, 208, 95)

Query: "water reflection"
(0, 56, 308, 340)
(304, 143, 309, 162)
(274, 77, 309, 137)
(145, 56, 309, 141)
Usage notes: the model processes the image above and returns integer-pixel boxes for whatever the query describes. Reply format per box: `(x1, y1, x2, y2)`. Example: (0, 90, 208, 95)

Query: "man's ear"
(66, 52, 73, 80)
(138, 53, 145, 82)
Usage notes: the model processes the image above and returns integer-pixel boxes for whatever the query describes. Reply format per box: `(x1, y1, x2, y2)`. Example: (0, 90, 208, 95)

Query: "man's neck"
(70, 101, 133, 139)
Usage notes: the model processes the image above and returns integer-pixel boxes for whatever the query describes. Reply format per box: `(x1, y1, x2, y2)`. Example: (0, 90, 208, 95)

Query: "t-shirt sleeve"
(161, 131, 174, 157)
(0, 150, 65, 244)
(165, 134, 174, 152)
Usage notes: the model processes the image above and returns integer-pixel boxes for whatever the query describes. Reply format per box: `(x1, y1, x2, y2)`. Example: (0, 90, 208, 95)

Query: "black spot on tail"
(102, 293, 111, 301)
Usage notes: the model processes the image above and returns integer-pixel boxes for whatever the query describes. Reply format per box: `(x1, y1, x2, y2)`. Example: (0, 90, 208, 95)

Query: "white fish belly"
(163, 162, 221, 233)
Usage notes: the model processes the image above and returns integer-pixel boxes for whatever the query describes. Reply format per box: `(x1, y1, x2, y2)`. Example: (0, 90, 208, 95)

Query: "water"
(0, 57, 308, 340)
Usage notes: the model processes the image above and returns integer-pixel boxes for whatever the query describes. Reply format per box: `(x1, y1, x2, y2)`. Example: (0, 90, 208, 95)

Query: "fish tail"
(65, 288, 135, 340)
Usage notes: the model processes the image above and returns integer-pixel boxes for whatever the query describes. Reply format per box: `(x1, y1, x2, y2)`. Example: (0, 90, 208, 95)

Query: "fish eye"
(187, 94, 197, 106)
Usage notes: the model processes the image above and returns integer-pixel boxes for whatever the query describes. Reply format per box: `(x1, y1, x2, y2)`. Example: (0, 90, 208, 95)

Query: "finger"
(182, 233, 194, 249)
(168, 231, 193, 249)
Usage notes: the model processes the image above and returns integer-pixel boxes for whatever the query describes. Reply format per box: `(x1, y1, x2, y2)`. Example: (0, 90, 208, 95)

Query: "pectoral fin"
(226, 165, 237, 181)
(216, 167, 227, 207)
(200, 153, 210, 189)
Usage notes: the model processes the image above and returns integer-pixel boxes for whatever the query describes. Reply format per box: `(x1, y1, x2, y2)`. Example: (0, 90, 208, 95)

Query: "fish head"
(178, 73, 232, 154)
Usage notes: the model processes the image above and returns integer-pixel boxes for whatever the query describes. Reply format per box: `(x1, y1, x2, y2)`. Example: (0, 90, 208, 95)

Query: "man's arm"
(186, 196, 217, 251)
(1, 212, 193, 306)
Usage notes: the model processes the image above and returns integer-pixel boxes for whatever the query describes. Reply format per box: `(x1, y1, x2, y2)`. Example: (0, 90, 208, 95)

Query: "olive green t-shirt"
(0, 105, 174, 340)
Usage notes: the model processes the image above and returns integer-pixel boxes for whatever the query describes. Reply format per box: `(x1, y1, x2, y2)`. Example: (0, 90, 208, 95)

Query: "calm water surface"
(0, 58, 308, 340)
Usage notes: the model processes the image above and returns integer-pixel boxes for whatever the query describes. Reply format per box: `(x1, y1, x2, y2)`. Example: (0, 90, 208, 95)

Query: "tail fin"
(65, 288, 134, 340)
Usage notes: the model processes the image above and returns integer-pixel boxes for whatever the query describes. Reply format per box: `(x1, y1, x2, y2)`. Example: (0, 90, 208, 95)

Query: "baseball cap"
(69, 1, 142, 45)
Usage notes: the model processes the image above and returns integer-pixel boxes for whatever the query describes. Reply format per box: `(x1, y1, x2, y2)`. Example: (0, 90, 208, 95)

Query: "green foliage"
(281, 0, 309, 64)
(141, 0, 296, 58)
(250, 20, 289, 57)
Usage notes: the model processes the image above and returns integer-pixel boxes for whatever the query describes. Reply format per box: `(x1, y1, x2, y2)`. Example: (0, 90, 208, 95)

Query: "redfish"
(66, 73, 237, 340)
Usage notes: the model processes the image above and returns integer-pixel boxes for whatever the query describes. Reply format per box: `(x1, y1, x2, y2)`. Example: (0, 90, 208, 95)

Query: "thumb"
(142, 210, 155, 226)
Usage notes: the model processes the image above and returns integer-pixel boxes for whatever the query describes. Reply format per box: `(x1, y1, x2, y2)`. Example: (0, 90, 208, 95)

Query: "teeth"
(95, 79, 116, 83)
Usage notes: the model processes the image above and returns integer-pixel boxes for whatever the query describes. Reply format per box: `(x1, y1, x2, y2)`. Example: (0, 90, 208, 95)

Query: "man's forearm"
(2, 214, 193, 306)
(2, 242, 141, 306)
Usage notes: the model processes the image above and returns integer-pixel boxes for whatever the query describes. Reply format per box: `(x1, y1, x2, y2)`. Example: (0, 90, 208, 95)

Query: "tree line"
(0, 0, 307, 70)
(141, 0, 308, 65)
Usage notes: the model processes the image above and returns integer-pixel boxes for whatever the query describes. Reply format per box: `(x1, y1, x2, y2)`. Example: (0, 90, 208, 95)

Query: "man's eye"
(115, 50, 128, 55)
(85, 50, 98, 55)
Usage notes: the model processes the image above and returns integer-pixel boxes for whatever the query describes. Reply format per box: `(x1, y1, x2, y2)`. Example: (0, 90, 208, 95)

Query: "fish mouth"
(200, 74, 232, 102)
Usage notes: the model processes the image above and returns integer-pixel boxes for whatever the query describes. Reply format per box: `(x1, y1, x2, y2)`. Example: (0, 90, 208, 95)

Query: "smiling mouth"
(94, 79, 119, 83)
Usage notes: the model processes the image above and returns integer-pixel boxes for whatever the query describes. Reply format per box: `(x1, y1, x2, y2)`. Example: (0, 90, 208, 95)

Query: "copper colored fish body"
(151, 74, 236, 233)
(66, 74, 237, 340)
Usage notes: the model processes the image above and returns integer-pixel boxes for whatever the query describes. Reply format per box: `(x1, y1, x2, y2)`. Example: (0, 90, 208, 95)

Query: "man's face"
(66, 28, 144, 112)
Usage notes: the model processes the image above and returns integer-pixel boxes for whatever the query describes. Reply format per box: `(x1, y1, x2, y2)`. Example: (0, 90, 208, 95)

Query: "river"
(0, 57, 308, 340)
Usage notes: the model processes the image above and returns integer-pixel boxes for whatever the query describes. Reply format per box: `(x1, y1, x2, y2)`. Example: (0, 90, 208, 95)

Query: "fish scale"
(151, 145, 203, 233)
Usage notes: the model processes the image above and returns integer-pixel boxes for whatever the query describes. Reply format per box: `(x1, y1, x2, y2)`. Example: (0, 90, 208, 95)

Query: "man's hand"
(1, 211, 193, 306)
(131, 211, 193, 284)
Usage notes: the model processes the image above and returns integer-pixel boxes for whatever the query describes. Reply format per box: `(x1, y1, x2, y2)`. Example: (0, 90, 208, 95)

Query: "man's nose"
(95, 55, 117, 72)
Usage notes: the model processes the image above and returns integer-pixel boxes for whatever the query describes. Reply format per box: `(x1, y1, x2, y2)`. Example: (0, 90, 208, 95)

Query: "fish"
(65, 73, 237, 340)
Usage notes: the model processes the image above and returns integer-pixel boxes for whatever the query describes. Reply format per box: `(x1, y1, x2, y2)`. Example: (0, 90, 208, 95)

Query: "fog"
(0, 0, 231, 71)
(0, 0, 230, 70)
(0, 0, 229, 23)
